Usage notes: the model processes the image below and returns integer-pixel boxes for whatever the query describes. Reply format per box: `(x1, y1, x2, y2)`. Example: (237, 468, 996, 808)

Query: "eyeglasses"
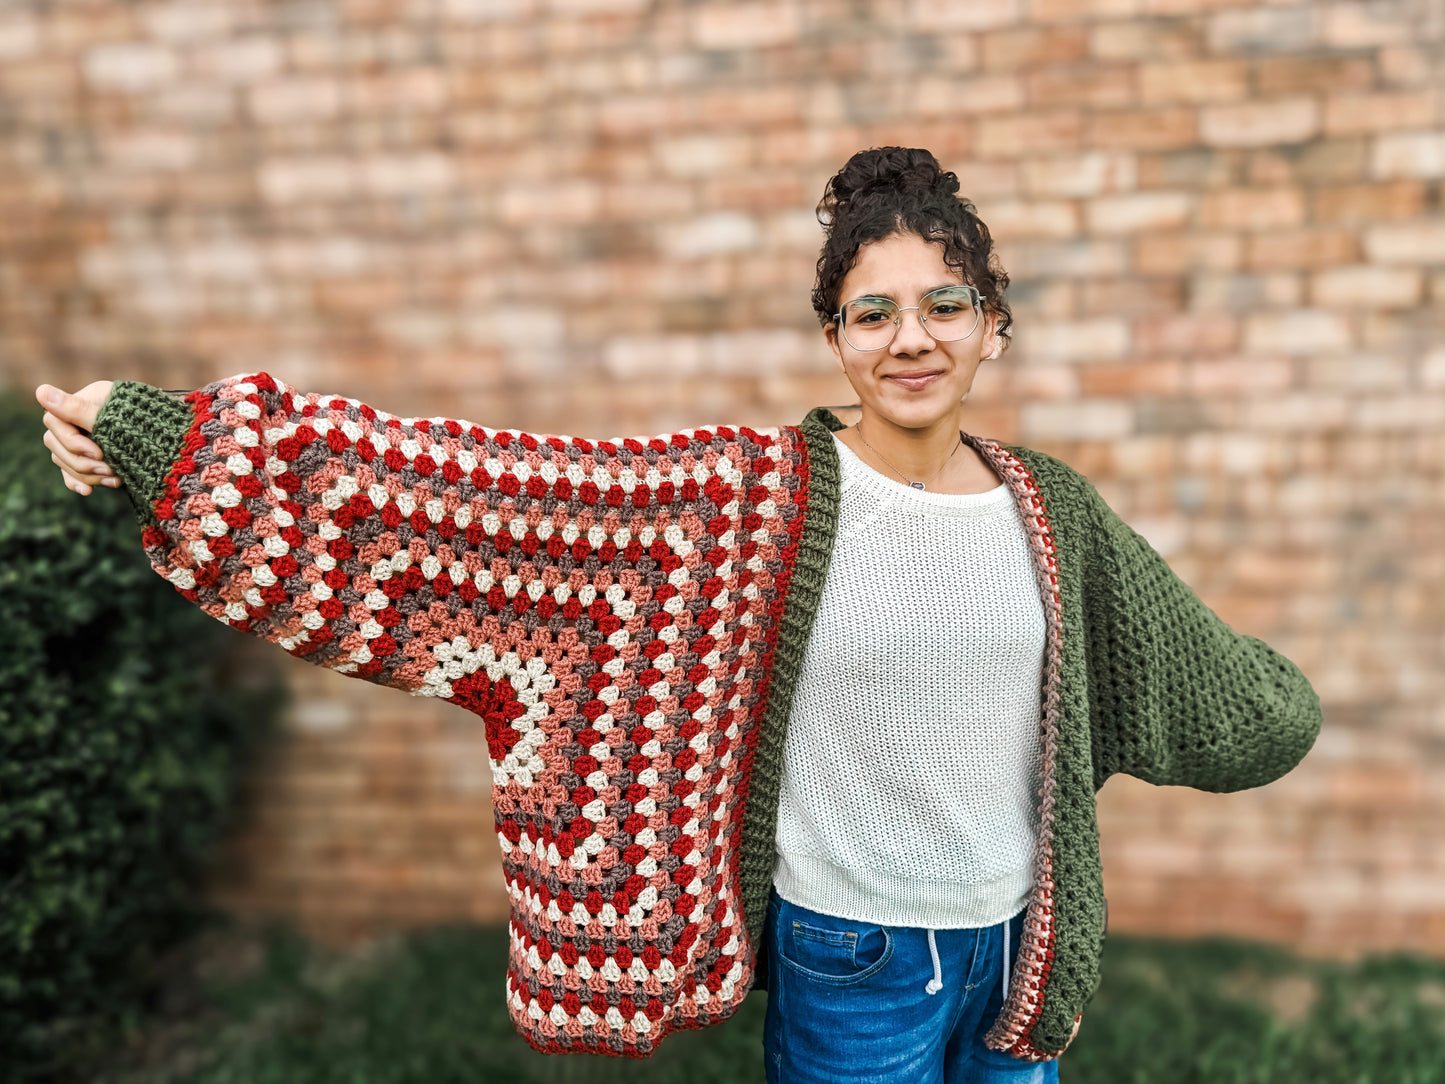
(833, 285, 983, 352)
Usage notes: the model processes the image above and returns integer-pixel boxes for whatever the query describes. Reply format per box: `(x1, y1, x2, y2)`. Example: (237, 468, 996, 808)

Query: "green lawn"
(78, 919, 1445, 1084)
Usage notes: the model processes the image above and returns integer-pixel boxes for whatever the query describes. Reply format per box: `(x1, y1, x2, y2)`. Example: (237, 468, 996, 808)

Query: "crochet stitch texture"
(89, 373, 1324, 1062)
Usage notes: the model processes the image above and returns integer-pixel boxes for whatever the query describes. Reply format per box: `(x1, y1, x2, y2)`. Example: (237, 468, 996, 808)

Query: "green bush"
(0, 388, 286, 1079)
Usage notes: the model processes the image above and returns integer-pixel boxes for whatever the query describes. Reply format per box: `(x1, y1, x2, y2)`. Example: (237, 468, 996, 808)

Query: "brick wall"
(3, 0, 1443, 957)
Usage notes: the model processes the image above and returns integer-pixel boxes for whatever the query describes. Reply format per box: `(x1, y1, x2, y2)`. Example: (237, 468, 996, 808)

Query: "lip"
(883, 370, 944, 391)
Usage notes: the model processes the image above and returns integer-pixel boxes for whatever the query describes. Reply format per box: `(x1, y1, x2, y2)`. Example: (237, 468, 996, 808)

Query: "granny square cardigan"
(89, 372, 1324, 1063)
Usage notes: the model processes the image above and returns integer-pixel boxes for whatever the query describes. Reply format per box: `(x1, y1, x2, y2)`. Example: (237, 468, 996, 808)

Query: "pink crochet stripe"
(965, 435, 1083, 1062)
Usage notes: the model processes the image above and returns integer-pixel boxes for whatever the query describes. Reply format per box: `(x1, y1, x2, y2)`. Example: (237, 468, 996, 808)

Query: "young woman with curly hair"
(37, 147, 1321, 1084)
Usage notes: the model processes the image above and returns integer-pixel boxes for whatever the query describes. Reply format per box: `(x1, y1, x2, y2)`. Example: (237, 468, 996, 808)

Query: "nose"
(889, 305, 934, 355)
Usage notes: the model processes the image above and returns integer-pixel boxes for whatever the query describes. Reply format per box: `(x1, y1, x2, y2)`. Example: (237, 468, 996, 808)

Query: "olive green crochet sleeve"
(1083, 485, 1323, 793)
(89, 381, 195, 529)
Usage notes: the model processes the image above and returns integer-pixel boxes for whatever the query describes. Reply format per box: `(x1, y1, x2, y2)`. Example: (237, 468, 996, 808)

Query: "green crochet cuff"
(90, 381, 195, 527)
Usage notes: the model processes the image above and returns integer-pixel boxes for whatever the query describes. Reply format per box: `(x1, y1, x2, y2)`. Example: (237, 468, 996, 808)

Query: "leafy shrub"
(0, 388, 286, 1079)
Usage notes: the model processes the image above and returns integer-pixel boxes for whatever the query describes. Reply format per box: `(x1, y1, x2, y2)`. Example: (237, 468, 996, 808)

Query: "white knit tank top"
(770, 432, 1046, 929)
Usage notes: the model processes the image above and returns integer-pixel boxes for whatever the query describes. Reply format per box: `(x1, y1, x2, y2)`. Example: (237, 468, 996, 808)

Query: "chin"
(868, 387, 966, 429)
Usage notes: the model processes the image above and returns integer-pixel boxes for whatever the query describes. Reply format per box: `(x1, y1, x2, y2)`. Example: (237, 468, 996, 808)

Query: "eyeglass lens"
(840, 286, 981, 351)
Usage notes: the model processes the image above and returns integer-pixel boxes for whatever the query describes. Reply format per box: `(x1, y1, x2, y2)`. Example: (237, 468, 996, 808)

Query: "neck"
(855, 407, 967, 482)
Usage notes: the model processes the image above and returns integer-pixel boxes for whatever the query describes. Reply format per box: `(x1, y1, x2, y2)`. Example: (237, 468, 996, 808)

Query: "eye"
(922, 288, 976, 318)
(846, 301, 895, 326)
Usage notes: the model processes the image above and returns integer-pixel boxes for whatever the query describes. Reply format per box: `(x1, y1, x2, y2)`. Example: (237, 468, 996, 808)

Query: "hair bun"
(826, 146, 960, 208)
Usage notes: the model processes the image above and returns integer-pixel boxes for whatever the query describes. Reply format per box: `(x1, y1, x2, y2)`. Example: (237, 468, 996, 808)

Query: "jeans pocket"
(775, 902, 894, 986)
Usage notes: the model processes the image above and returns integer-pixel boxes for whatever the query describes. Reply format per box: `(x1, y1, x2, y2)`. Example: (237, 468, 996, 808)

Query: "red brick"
(1134, 231, 1242, 274)
(981, 26, 1089, 71)
(1292, 137, 1371, 183)
(1007, 240, 1132, 285)
(0, 14, 40, 61)
(1021, 399, 1133, 440)
(981, 198, 1078, 239)
(1363, 221, 1445, 264)
(1325, 91, 1437, 137)
(1088, 19, 1201, 60)
(1139, 58, 1248, 105)
(1311, 265, 1424, 310)
(1185, 355, 1293, 397)
(1254, 55, 1374, 97)
(690, 3, 798, 50)
(1198, 186, 1307, 231)
(1377, 45, 1433, 86)
(1087, 106, 1197, 150)
(247, 77, 342, 124)
(1190, 270, 1303, 311)
(1243, 310, 1353, 355)
(83, 41, 178, 92)
(1201, 97, 1320, 147)
(1371, 132, 1445, 180)
(975, 110, 1083, 157)
(917, 0, 1027, 32)
(1087, 191, 1193, 233)
(1027, 63, 1135, 110)
(1075, 280, 1180, 323)
(1026, 316, 1132, 363)
(1022, 150, 1136, 197)
(914, 73, 1024, 117)
(1028, 0, 1140, 20)
(1206, 6, 1320, 54)
(1245, 229, 1360, 271)
(1322, 2, 1417, 48)
(1135, 313, 1240, 356)
(1077, 359, 1184, 398)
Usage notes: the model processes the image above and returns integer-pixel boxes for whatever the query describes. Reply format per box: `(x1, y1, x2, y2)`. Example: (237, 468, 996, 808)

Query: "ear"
(980, 311, 1003, 361)
(824, 321, 846, 372)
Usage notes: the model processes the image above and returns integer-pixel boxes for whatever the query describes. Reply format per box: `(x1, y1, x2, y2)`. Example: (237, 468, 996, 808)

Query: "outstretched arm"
(72, 371, 593, 699)
(43, 371, 782, 756)
(1082, 484, 1324, 793)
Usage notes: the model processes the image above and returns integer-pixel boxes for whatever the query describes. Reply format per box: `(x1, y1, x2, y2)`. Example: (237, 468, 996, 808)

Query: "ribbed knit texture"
(772, 433, 1044, 929)
(90, 380, 195, 526)
(88, 380, 1325, 1063)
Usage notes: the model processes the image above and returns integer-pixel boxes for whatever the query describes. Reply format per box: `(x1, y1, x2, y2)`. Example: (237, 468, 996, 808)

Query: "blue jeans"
(762, 887, 1062, 1083)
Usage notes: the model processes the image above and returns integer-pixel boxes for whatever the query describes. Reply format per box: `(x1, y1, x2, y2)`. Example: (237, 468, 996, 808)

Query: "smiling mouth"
(885, 371, 943, 390)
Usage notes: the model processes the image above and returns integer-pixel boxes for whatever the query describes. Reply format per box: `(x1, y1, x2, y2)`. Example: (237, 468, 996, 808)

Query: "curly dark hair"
(811, 147, 1012, 355)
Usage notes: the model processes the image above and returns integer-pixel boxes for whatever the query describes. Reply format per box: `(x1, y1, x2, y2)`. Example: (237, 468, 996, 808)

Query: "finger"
(48, 441, 113, 485)
(41, 409, 105, 461)
(43, 428, 112, 477)
(61, 468, 93, 496)
(61, 463, 119, 493)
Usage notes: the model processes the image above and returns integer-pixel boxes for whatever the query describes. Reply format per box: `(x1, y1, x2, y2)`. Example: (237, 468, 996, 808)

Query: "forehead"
(840, 232, 965, 299)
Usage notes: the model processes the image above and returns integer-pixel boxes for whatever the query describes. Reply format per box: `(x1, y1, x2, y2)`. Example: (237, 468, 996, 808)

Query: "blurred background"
(2, 0, 1443, 1079)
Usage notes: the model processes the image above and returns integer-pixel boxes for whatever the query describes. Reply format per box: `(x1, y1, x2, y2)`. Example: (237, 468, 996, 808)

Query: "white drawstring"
(923, 918, 1011, 999)
(924, 928, 943, 994)
(1002, 916, 1010, 1003)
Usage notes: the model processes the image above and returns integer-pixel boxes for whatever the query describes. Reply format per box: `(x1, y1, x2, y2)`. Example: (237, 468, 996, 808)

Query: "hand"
(35, 381, 118, 496)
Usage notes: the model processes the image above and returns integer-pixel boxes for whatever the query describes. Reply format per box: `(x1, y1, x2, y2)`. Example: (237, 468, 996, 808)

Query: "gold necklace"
(853, 422, 962, 491)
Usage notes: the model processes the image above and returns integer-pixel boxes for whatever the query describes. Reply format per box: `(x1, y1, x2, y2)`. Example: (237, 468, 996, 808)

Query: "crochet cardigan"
(88, 372, 1324, 1063)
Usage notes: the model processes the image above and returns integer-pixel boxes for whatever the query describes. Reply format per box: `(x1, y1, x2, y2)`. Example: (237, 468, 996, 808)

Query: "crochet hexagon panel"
(135, 371, 810, 1057)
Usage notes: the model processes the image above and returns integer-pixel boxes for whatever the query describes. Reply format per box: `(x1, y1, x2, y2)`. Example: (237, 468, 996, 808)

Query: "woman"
(36, 147, 1323, 1084)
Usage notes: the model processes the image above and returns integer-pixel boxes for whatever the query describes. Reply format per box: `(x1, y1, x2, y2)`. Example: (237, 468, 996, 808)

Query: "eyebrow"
(849, 283, 967, 302)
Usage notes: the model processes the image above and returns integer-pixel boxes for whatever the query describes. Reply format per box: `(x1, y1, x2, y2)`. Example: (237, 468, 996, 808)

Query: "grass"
(74, 919, 1445, 1084)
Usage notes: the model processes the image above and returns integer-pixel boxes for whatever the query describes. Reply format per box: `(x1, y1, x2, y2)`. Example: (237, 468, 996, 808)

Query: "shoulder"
(987, 439, 1104, 517)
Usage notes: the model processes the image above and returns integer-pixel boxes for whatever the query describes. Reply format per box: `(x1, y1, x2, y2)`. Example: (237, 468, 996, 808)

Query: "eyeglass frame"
(831, 284, 985, 352)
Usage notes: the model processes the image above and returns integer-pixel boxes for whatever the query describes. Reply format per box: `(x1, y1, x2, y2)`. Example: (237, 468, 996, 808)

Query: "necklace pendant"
(910, 481, 926, 490)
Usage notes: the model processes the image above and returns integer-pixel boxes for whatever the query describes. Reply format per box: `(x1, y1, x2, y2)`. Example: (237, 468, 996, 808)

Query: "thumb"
(36, 384, 99, 431)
